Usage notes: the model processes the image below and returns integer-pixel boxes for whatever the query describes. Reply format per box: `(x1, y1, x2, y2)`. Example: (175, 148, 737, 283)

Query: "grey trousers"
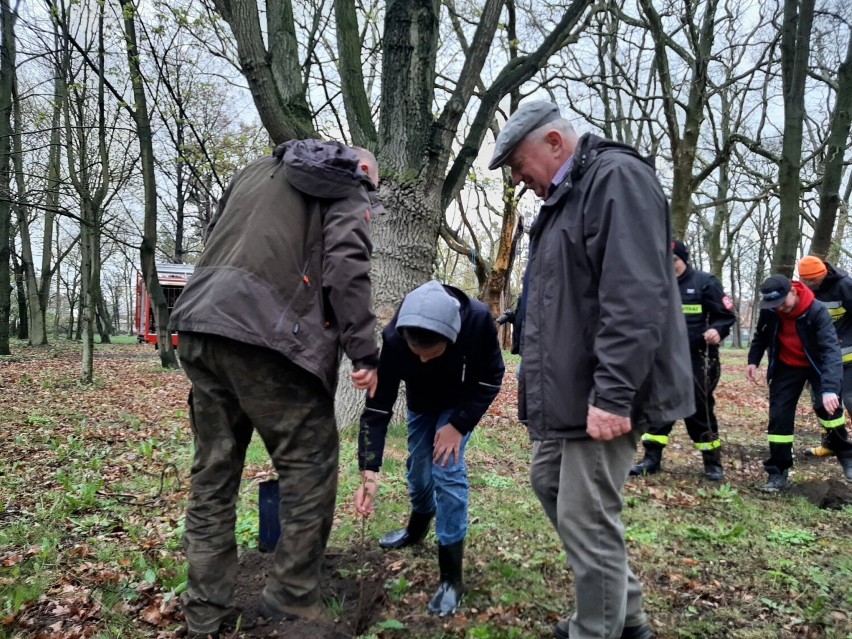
(178, 333, 338, 634)
(530, 432, 647, 639)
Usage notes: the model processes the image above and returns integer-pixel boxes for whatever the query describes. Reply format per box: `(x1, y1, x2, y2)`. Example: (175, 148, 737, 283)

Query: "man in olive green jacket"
(170, 140, 381, 638)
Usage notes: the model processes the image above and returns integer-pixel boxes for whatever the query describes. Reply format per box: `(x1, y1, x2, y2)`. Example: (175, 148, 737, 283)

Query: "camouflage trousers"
(177, 332, 338, 635)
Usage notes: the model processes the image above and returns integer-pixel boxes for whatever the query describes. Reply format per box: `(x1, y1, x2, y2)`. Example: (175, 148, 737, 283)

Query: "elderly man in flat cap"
(488, 101, 694, 639)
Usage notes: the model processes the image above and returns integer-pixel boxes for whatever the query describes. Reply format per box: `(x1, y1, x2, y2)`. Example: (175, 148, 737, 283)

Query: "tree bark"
(773, 0, 815, 276)
(0, 0, 17, 355)
(639, 0, 719, 239)
(212, 0, 314, 143)
(119, 0, 178, 368)
(810, 26, 852, 257)
(11, 253, 26, 340)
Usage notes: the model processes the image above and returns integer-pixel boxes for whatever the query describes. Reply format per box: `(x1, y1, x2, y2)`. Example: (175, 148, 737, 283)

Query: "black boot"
(702, 449, 724, 481)
(629, 447, 663, 476)
(427, 540, 464, 617)
(838, 455, 852, 482)
(554, 619, 653, 639)
(379, 511, 434, 549)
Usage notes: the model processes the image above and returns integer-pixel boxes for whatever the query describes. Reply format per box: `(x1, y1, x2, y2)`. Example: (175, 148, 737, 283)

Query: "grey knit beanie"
(396, 280, 461, 343)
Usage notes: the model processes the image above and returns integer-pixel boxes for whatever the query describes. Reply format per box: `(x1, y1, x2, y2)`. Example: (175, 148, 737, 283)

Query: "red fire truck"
(135, 263, 195, 347)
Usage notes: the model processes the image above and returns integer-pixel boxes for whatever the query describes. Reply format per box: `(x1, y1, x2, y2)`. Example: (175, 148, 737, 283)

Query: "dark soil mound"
(788, 478, 852, 509)
(224, 547, 388, 638)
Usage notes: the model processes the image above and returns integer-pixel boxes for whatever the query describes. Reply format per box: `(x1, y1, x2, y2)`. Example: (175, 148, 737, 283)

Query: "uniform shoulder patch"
(722, 295, 734, 311)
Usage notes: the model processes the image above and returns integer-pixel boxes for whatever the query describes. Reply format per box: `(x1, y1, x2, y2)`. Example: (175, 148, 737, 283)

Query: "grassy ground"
(0, 343, 850, 638)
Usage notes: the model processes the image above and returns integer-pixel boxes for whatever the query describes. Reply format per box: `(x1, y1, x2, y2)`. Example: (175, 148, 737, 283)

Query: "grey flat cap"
(488, 101, 561, 170)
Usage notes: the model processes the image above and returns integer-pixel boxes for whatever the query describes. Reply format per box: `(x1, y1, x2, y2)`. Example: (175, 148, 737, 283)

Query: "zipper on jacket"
(461, 357, 467, 383)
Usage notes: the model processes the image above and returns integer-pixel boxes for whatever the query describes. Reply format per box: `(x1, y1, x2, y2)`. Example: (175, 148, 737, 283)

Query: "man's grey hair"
(528, 118, 575, 143)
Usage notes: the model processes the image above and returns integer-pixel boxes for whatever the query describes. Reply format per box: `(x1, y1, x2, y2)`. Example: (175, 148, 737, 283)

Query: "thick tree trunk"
(334, 179, 442, 427)
(810, 27, 852, 257)
(0, 0, 16, 355)
(773, 0, 815, 276)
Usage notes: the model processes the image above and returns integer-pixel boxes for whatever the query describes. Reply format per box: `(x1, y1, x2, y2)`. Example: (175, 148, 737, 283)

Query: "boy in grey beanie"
(353, 280, 504, 617)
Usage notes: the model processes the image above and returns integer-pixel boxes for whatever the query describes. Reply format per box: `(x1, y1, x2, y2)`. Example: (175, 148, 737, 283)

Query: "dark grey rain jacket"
(519, 133, 694, 440)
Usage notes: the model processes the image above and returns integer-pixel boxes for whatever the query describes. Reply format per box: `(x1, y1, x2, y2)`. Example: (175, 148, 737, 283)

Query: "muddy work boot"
(259, 592, 327, 623)
(759, 470, 790, 493)
(379, 511, 434, 549)
(427, 540, 464, 617)
(839, 455, 852, 482)
(701, 450, 724, 481)
(629, 447, 663, 477)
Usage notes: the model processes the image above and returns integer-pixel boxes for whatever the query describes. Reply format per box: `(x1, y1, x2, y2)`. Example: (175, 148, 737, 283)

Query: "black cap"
(672, 240, 689, 263)
(759, 274, 792, 310)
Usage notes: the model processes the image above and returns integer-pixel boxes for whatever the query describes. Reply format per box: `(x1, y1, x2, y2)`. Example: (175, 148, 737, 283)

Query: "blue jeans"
(406, 409, 471, 546)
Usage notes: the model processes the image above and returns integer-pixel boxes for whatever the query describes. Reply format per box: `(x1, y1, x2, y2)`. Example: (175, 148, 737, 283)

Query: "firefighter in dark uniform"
(797, 256, 852, 471)
(631, 241, 737, 480)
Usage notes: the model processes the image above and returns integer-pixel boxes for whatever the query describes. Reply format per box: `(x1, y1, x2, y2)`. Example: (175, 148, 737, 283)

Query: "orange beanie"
(798, 255, 827, 280)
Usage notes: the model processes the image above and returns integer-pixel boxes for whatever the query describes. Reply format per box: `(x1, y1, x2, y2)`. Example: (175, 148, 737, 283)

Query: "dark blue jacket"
(677, 266, 736, 351)
(747, 296, 842, 394)
(811, 263, 852, 364)
(358, 285, 505, 471)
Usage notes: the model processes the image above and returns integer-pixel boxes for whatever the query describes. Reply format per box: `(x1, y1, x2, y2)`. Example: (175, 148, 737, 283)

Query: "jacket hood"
(395, 280, 462, 343)
(825, 263, 849, 281)
(787, 280, 815, 318)
(274, 139, 369, 199)
(571, 133, 655, 180)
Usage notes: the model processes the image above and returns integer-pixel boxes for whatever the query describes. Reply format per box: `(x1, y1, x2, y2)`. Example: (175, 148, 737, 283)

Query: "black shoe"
(553, 619, 653, 639)
(379, 511, 434, 549)
(702, 450, 724, 481)
(427, 540, 464, 617)
(629, 448, 662, 477)
(760, 470, 790, 493)
(703, 465, 724, 481)
(839, 455, 852, 482)
(621, 623, 654, 639)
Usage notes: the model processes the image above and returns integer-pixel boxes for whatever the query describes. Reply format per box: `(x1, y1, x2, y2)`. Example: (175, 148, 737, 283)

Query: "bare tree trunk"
(639, 0, 719, 239)
(0, 0, 17, 356)
(810, 26, 852, 257)
(119, 0, 178, 368)
(23, 11, 69, 346)
(12, 254, 27, 340)
(174, 122, 185, 263)
(80, 200, 95, 379)
(773, 0, 815, 276)
(96, 286, 112, 342)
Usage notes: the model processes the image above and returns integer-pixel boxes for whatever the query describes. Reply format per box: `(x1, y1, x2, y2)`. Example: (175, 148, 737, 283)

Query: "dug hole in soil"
(787, 477, 852, 509)
(218, 547, 388, 638)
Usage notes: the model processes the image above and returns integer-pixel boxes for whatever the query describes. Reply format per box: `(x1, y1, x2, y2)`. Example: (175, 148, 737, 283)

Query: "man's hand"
(351, 368, 378, 397)
(746, 364, 759, 383)
(354, 471, 378, 517)
(822, 393, 840, 414)
(586, 405, 632, 441)
(703, 328, 721, 345)
(434, 424, 463, 467)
